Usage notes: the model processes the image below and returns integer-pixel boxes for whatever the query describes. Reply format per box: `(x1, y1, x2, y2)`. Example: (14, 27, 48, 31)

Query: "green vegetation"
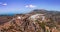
(36, 20, 46, 32)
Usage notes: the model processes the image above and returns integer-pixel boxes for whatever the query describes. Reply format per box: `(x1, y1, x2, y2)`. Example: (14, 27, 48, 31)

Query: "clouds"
(25, 4, 36, 8)
(0, 2, 7, 6)
(2, 3, 7, 6)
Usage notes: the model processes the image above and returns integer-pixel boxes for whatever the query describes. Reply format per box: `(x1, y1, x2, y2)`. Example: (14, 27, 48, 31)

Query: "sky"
(0, 0, 60, 14)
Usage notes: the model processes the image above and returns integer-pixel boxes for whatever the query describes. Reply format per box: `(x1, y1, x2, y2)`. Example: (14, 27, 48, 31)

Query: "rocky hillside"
(0, 9, 60, 32)
(30, 9, 60, 25)
(0, 16, 13, 25)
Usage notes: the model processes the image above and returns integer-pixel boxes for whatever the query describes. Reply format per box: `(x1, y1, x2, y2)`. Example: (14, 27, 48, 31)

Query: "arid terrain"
(0, 9, 60, 32)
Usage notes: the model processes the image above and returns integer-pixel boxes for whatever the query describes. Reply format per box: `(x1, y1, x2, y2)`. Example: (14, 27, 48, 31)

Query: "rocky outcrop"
(0, 14, 60, 32)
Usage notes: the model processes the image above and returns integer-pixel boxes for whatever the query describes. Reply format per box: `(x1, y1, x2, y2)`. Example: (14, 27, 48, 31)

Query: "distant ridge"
(29, 9, 60, 15)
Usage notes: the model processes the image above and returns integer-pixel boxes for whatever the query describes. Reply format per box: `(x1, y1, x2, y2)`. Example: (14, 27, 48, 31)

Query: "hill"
(0, 9, 60, 32)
